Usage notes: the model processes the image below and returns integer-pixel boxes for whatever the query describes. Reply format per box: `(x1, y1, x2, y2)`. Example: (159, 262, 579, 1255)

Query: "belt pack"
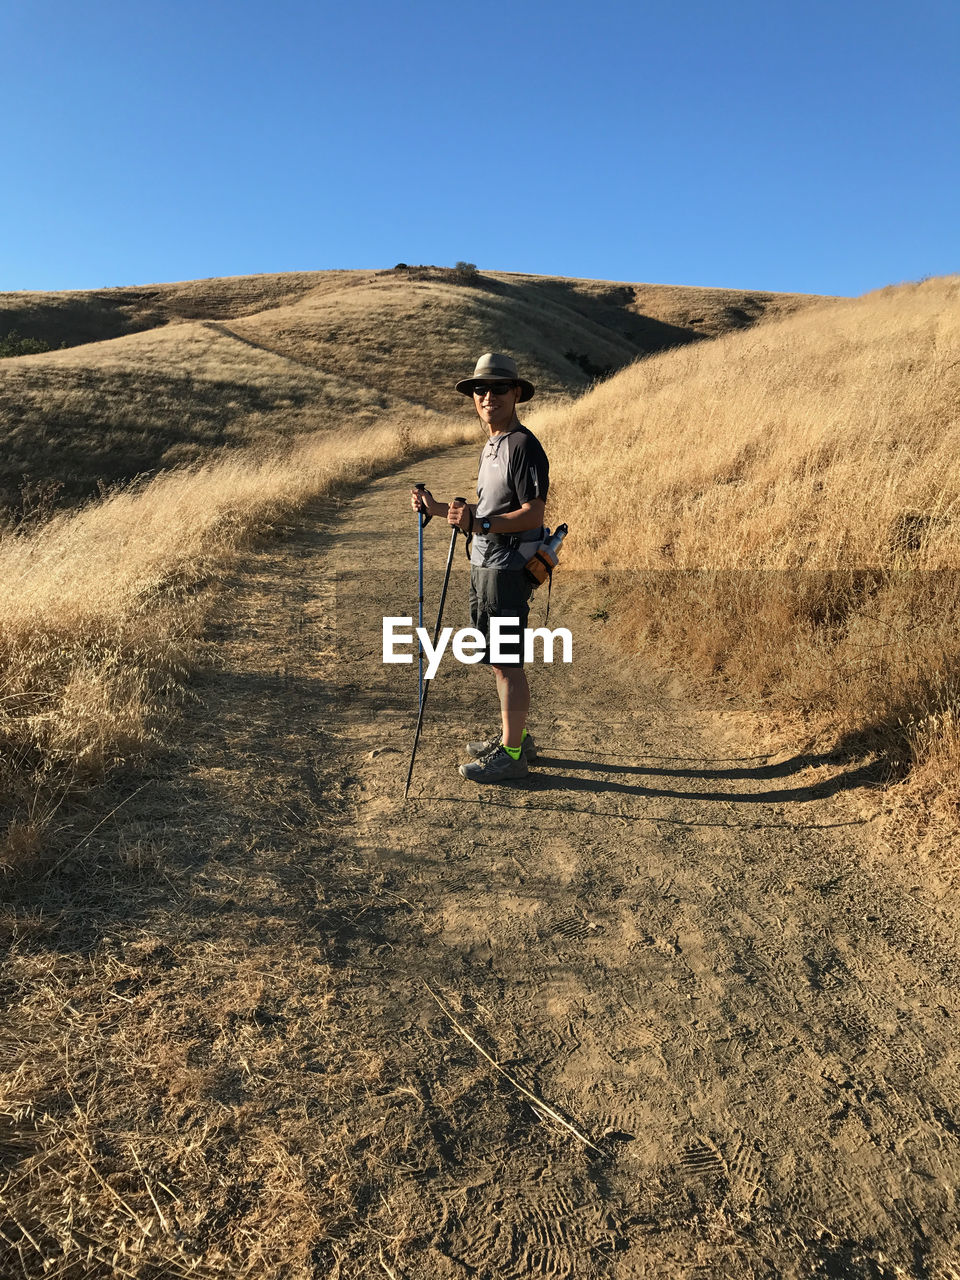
(464, 524, 542, 561)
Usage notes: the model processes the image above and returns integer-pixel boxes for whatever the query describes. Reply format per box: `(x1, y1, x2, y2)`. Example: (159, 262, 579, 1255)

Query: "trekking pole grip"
(414, 481, 432, 527)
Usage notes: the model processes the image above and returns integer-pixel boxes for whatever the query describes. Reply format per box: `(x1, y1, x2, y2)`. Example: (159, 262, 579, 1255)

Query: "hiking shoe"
(459, 745, 529, 783)
(465, 731, 538, 762)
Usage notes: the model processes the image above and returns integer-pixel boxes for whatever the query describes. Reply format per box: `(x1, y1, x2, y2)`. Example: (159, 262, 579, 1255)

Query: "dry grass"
(0, 412, 472, 872)
(1, 266, 824, 363)
(227, 270, 827, 415)
(530, 274, 960, 820)
(0, 270, 352, 347)
(0, 320, 433, 509)
(0, 924, 519, 1277)
(0, 267, 831, 510)
(0, 933, 364, 1276)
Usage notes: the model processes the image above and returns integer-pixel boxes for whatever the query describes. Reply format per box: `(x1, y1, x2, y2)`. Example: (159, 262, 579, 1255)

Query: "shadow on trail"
(0, 667, 370, 963)
(521, 752, 885, 805)
(569, 749, 860, 779)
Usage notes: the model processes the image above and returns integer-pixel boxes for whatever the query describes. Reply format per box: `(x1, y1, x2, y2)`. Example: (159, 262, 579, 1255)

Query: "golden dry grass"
(226, 270, 826, 414)
(0, 412, 473, 870)
(0, 320, 436, 508)
(1, 266, 823, 360)
(529, 274, 960, 819)
(0, 267, 830, 510)
(0, 270, 350, 346)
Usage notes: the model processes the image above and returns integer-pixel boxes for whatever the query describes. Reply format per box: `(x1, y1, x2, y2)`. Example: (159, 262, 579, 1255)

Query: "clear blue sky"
(4, 0, 957, 297)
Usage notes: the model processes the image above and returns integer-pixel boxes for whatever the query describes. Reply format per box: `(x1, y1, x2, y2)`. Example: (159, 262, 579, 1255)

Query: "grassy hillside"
(0, 267, 829, 511)
(530, 274, 960, 816)
(0, 270, 339, 347)
(0, 321, 436, 511)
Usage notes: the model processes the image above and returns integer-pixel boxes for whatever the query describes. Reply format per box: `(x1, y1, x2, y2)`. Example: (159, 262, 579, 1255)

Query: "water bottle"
(524, 523, 569, 586)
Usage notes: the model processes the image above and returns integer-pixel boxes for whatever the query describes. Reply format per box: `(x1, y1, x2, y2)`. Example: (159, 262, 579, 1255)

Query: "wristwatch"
(480, 518, 493, 534)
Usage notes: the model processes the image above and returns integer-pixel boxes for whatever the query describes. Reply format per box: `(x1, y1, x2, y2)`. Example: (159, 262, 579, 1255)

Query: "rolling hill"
(0, 266, 832, 511)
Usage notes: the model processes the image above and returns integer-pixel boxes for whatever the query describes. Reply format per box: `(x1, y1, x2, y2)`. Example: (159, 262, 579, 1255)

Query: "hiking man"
(410, 353, 549, 783)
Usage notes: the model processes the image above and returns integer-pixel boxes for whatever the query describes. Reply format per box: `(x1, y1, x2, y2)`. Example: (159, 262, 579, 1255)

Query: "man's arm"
(476, 499, 545, 534)
(501, 431, 548, 534)
(444, 497, 546, 535)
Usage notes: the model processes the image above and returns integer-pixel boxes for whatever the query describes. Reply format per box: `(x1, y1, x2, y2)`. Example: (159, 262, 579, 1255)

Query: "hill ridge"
(0, 267, 835, 512)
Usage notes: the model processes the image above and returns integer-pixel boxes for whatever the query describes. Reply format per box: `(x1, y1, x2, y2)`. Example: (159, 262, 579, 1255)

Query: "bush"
(0, 329, 53, 358)
(564, 350, 613, 382)
(386, 262, 483, 286)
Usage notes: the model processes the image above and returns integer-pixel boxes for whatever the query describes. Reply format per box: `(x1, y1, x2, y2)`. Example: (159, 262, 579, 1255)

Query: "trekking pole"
(403, 499, 466, 800)
(413, 483, 431, 707)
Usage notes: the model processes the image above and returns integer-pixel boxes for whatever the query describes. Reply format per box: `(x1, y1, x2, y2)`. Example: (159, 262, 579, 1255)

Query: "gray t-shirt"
(471, 423, 550, 569)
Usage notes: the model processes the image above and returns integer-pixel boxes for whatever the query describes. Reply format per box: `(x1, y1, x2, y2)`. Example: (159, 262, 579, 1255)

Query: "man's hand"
(447, 498, 473, 532)
(410, 485, 434, 515)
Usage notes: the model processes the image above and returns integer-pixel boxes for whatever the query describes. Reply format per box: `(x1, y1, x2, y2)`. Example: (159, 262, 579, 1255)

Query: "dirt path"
(8, 444, 960, 1278)
(317, 447, 960, 1278)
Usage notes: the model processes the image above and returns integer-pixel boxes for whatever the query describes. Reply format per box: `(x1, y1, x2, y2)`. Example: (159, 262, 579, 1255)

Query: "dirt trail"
(11, 444, 960, 1278)
(314, 447, 960, 1277)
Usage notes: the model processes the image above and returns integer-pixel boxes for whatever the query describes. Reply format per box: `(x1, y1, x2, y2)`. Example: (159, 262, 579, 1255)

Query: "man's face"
(472, 381, 521, 432)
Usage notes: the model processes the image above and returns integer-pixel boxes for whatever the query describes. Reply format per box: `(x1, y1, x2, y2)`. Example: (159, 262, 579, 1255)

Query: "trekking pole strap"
(414, 482, 432, 527)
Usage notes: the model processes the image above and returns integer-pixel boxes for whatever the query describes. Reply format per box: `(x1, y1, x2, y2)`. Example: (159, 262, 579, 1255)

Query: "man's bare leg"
(493, 666, 530, 750)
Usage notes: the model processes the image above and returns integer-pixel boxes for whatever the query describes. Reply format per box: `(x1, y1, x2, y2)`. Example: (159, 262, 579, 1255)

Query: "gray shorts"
(469, 567, 534, 667)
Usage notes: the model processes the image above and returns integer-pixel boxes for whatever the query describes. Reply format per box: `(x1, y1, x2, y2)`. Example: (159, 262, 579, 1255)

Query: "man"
(411, 353, 549, 783)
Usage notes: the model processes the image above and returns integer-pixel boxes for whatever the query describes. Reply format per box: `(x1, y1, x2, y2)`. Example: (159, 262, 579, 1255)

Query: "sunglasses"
(472, 381, 517, 397)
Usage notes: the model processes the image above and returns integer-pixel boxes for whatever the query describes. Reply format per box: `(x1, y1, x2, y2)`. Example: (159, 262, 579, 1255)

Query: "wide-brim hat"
(455, 352, 535, 402)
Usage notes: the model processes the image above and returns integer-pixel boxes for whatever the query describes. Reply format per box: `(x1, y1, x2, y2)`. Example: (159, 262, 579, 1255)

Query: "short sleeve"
(509, 433, 550, 506)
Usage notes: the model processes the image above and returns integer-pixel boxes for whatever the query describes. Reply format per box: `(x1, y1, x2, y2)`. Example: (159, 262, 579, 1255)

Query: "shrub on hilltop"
(391, 261, 484, 286)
